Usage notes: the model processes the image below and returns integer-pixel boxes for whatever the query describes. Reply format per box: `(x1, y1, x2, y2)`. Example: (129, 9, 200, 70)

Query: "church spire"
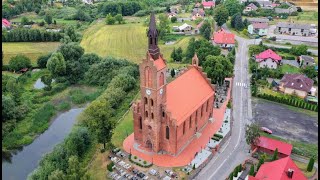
(147, 12, 160, 60)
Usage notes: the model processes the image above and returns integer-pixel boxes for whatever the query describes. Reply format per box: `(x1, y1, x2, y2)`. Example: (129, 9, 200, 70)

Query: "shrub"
(57, 102, 71, 111)
(307, 157, 315, 172)
(69, 89, 87, 104)
(143, 160, 147, 164)
(134, 156, 137, 159)
(214, 134, 223, 139)
(107, 162, 114, 172)
(9, 54, 32, 71)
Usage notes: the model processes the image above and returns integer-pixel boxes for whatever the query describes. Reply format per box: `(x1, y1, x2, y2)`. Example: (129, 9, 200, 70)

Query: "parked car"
(137, 172, 145, 178)
(261, 127, 272, 134)
(132, 169, 139, 174)
(149, 169, 157, 176)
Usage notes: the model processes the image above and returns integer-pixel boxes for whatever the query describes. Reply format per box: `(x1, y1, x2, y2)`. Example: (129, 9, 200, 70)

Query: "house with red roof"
(255, 49, 282, 69)
(131, 13, 215, 155)
(211, 28, 235, 48)
(279, 74, 314, 98)
(251, 136, 293, 158)
(202, 1, 215, 9)
(248, 23, 269, 36)
(2, 18, 11, 29)
(243, 3, 258, 13)
(247, 157, 307, 180)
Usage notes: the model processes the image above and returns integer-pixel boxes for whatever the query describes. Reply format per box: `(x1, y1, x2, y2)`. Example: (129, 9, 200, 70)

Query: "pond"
(2, 107, 85, 180)
(33, 78, 55, 89)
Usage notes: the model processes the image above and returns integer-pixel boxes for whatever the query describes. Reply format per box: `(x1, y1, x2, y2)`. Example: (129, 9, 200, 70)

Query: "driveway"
(281, 60, 300, 68)
(252, 98, 318, 144)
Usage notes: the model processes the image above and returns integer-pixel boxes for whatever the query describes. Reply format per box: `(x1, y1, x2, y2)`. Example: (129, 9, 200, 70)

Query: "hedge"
(256, 93, 318, 112)
(211, 136, 221, 141)
(128, 154, 153, 168)
(214, 134, 223, 139)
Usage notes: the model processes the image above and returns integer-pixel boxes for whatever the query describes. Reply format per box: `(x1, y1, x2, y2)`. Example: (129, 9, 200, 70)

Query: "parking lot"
(252, 98, 318, 144)
(107, 148, 180, 180)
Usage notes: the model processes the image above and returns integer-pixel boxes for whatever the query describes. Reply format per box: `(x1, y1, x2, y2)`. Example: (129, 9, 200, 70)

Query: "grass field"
(80, 22, 197, 67)
(280, 64, 300, 74)
(293, 160, 316, 178)
(269, 11, 318, 25)
(2, 42, 60, 66)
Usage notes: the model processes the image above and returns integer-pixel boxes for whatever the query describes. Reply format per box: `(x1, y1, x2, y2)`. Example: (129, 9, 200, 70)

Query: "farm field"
(2, 42, 60, 66)
(80, 21, 198, 67)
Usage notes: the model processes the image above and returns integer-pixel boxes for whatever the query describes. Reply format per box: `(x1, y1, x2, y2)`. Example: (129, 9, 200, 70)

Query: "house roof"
(248, 176, 259, 180)
(300, 55, 315, 63)
(195, 2, 201, 7)
(178, 23, 192, 30)
(202, 1, 214, 7)
(192, 8, 205, 16)
(254, 157, 307, 180)
(256, 0, 272, 6)
(212, 28, 235, 44)
(2, 18, 10, 27)
(247, 3, 258, 10)
(276, 22, 311, 29)
(247, 17, 270, 23)
(166, 67, 214, 125)
(255, 49, 282, 62)
(256, 136, 293, 156)
(251, 23, 268, 29)
(280, 74, 314, 92)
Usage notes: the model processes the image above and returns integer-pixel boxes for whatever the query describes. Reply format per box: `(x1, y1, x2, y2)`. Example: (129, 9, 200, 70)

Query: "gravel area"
(252, 98, 318, 144)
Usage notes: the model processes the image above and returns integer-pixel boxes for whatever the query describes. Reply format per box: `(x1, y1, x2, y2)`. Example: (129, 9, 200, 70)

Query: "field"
(80, 21, 197, 67)
(2, 42, 60, 66)
(269, 11, 318, 25)
(280, 64, 300, 74)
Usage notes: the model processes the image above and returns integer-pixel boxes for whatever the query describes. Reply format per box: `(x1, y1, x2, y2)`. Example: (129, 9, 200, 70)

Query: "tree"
(224, 0, 243, 16)
(64, 26, 80, 42)
(272, 148, 278, 161)
(231, 13, 244, 31)
(290, 44, 308, 56)
(203, 55, 233, 85)
(41, 74, 53, 91)
(249, 164, 254, 176)
(2, 95, 17, 121)
(245, 123, 261, 146)
(115, 14, 123, 24)
(229, 172, 233, 180)
(307, 157, 315, 172)
(171, 48, 177, 61)
(44, 13, 53, 24)
(233, 166, 238, 177)
(106, 13, 116, 25)
(21, 16, 29, 25)
(214, 4, 229, 27)
(85, 100, 115, 149)
(301, 65, 317, 80)
(66, 156, 81, 179)
(48, 169, 66, 180)
(37, 53, 52, 68)
(176, 47, 183, 61)
(8, 54, 31, 72)
(238, 164, 242, 172)
(58, 43, 84, 62)
(171, 16, 177, 23)
(200, 20, 212, 40)
(158, 13, 170, 40)
(257, 158, 264, 171)
(171, 68, 175, 77)
(53, 20, 57, 25)
(46, 52, 66, 77)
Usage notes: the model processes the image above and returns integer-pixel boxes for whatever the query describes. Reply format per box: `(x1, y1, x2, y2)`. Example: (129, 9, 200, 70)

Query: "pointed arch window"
(166, 126, 170, 139)
(145, 111, 148, 118)
(159, 72, 164, 87)
(139, 117, 142, 129)
(145, 66, 152, 87)
(144, 97, 148, 105)
(150, 99, 154, 106)
(151, 113, 154, 119)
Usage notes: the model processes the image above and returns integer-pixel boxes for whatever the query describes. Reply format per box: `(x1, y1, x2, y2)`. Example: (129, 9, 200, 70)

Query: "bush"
(69, 89, 87, 104)
(107, 162, 114, 172)
(37, 53, 52, 68)
(2, 65, 10, 71)
(214, 134, 223, 139)
(8, 54, 32, 72)
(57, 102, 71, 111)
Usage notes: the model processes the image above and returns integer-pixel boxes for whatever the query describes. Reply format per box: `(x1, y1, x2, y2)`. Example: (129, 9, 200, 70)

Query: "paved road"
(195, 25, 260, 179)
(264, 43, 318, 56)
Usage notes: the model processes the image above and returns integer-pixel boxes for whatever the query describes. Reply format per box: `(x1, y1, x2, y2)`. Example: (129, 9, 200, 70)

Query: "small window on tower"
(166, 126, 170, 139)
(162, 111, 165, 117)
(145, 111, 148, 117)
(139, 117, 142, 129)
(151, 113, 154, 119)
(144, 97, 148, 105)
(151, 99, 154, 106)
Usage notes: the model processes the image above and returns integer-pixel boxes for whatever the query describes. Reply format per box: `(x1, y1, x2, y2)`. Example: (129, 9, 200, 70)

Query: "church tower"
(133, 13, 167, 153)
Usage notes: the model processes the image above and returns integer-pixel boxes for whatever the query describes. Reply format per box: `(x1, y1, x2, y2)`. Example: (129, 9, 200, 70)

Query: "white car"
(149, 169, 157, 176)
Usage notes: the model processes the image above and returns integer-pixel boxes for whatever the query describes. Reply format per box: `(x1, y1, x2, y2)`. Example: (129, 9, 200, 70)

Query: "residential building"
(274, 5, 298, 14)
(177, 23, 193, 34)
(256, 0, 273, 9)
(247, 157, 307, 180)
(255, 49, 282, 69)
(132, 13, 215, 155)
(279, 74, 314, 98)
(243, 3, 258, 13)
(298, 55, 316, 67)
(195, 2, 201, 8)
(275, 22, 317, 36)
(246, 17, 270, 24)
(170, 7, 179, 14)
(248, 23, 268, 36)
(191, 8, 205, 20)
(194, 20, 204, 34)
(167, 12, 177, 19)
(2, 18, 11, 29)
(251, 136, 293, 158)
(202, 1, 215, 9)
(211, 28, 235, 48)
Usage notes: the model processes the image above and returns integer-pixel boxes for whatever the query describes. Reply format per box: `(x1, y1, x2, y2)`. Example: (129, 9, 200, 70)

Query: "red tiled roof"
(255, 49, 282, 61)
(202, 1, 215, 7)
(166, 67, 214, 125)
(2, 18, 10, 27)
(256, 136, 293, 156)
(252, 23, 268, 29)
(255, 157, 307, 180)
(212, 28, 235, 44)
(154, 56, 166, 71)
(280, 74, 314, 92)
(248, 176, 259, 180)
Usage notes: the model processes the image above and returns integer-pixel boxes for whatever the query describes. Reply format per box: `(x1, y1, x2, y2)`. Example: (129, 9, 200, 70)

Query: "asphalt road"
(195, 25, 260, 180)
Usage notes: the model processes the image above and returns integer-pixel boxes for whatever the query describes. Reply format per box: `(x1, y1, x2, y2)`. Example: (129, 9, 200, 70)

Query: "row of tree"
(2, 28, 63, 42)
(98, 1, 142, 16)
(2, 0, 44, 19)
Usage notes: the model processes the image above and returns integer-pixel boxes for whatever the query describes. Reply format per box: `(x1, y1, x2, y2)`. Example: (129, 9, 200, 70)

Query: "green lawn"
(2, 42, 60, 66)
(10, 12, 78, 25)
(293, 160, 316, 178)
(280, 64, 300, 74)
(268, 11, 318, 25)
(111, 109, 134, 148)
(80, 21, 197, 68)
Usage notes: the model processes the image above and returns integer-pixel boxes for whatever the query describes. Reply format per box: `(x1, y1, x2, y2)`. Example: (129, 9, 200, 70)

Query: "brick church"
(131, 13, 215, 156)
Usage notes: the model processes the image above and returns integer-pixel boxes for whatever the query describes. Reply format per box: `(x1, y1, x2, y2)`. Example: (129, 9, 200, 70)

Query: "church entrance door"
(146, 140, 153, 150)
